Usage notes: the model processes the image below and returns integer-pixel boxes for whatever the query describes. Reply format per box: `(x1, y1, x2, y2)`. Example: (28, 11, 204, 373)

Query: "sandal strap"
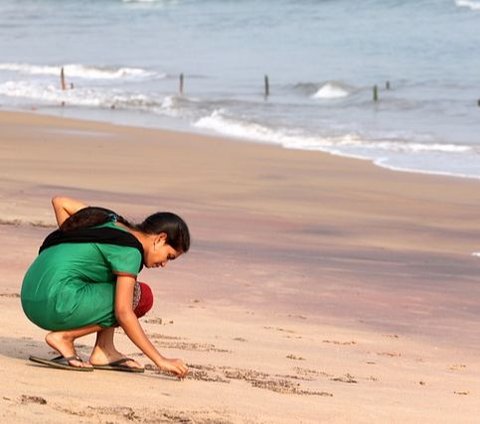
(109, 357, 134, 366)
(51, 354, 83, 363)
(63, 355, 83, 362)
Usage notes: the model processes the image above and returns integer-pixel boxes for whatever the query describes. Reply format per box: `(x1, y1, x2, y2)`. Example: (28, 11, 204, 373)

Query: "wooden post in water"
(386, 81, 391, 90)
(264, 75, 270, 98)
(373, 85, 378, 102)
(60, 67, 66, 91)
(179, 73, 184, 95)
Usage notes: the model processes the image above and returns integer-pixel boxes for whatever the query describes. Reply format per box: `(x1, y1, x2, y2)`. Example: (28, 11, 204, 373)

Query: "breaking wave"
(455, 0, 480, 11)
(194, 109, 471, 154)
(0, 63, 160, 80)
(311, 82, 350, 99)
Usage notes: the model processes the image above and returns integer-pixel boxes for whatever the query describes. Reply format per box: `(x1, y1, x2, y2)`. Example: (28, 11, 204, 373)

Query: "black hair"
(60, 206, 190, 253)
(60, 207, 116, 232)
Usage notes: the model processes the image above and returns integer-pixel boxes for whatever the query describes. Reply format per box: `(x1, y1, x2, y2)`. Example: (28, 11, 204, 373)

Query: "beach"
(0, 110, 479, 423)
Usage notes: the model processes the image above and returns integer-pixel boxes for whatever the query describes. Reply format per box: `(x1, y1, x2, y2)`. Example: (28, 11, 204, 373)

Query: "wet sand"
(0, 110, 479, 423)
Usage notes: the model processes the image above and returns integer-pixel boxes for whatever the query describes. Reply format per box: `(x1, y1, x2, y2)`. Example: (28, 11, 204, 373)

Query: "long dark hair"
(60, 206, 190, 252)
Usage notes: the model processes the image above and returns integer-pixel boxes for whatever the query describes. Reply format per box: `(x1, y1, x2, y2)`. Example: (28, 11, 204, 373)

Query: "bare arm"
(51, 196, 88, 227)
(115, 275, 188, 378)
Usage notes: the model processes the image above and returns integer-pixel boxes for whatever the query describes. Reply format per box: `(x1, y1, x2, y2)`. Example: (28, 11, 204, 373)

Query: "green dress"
(21, 222, 142, 330)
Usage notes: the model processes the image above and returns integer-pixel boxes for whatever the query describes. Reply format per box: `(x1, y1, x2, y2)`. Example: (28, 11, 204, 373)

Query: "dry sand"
(0, 110, 479, 423)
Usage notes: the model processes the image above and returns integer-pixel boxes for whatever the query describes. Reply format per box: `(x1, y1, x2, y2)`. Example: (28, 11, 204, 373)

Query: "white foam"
(0, 80, 159, 109)
(194, 109, 289, 145)
(0, 63, 159, 80)
(0, 79, 195, 122)
(312, 83, 350, 99)
(193, 109, 480, 179)
(194, 109, 353, 152)
(350, 140, 471, 153)
(194, 109, 472, 154)
(472, 252, 480, 257)
(161, 95, 176, 109)
(374, 159, 480, 180)
(455, 0, 480, 11)
(155, 95, 183, 117)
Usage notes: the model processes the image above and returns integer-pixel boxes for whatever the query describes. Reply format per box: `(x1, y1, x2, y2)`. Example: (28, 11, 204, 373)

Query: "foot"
(89, 347, 143, 371)
(45, 332, 93, 369)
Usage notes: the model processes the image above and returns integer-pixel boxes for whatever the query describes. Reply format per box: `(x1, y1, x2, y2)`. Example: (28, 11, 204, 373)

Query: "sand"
(0, 110, 479, 423)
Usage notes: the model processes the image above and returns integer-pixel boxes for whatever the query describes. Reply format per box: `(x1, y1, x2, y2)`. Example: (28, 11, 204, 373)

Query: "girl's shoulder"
(40, 222, 143, 256)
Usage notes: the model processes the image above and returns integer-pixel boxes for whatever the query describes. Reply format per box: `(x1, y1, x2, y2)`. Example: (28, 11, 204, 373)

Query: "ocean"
(0, 0, 479, 179)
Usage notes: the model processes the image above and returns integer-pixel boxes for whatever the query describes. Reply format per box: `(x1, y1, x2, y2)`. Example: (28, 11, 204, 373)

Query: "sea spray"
(311, 83, 350, 99)
(455, 0, 480, 11)
(0, 63, 160, 80)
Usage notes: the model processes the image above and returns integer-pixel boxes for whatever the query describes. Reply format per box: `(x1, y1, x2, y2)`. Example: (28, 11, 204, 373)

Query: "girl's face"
(144, 234, 182, 268)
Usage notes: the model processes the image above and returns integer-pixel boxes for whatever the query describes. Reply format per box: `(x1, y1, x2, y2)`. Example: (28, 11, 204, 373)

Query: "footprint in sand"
(449, 364, 466, 371)
(20, 395, 47, 405)
(322, 340, 357, 346)
(151, 337, 230, 353)
(144, 317, 163, 325)
(286, 354, 305, 361)
(330, 373, 358, 384)
(293, 367, 329, 379)
(377, 352, 401, 357)
(287, 314, 307, 320)
(0, 293, 20, 298)
(263, 326, 302, 339)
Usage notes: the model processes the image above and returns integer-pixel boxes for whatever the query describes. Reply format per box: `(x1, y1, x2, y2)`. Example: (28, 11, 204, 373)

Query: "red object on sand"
(134, 282, 154, 318)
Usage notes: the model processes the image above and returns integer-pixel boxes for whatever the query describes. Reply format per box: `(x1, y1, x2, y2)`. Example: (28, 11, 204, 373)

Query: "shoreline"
(1, 109, 479, 423)
(3, 105, 480, 182)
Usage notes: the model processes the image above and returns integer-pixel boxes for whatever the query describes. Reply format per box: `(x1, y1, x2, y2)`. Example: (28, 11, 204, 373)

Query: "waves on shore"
(455, 0, 480, 11)
(0, 80, 160, 109)
(194, 108, 479, 179)
(194, 108, 471, 154)
(1, 61, 479, 180)
(0, 63, 160, 80)
(311, 83, 351, 99)
(292, 81, 352, 100)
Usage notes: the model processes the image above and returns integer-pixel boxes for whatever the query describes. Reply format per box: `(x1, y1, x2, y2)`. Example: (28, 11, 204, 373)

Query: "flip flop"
(29, 355, 94, 372)
(92, 357, 145, 373)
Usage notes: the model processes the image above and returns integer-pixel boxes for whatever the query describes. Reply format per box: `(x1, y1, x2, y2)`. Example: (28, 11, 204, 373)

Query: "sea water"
(0, 0, 479, 178)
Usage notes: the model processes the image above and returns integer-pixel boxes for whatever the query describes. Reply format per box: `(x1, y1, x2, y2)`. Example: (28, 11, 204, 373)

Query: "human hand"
(157, 358, 189, 379)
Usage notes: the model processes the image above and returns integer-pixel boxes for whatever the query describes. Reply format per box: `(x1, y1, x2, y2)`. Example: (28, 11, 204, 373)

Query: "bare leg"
(45, 324, 102, 369)
(89, 327, 143, 369)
